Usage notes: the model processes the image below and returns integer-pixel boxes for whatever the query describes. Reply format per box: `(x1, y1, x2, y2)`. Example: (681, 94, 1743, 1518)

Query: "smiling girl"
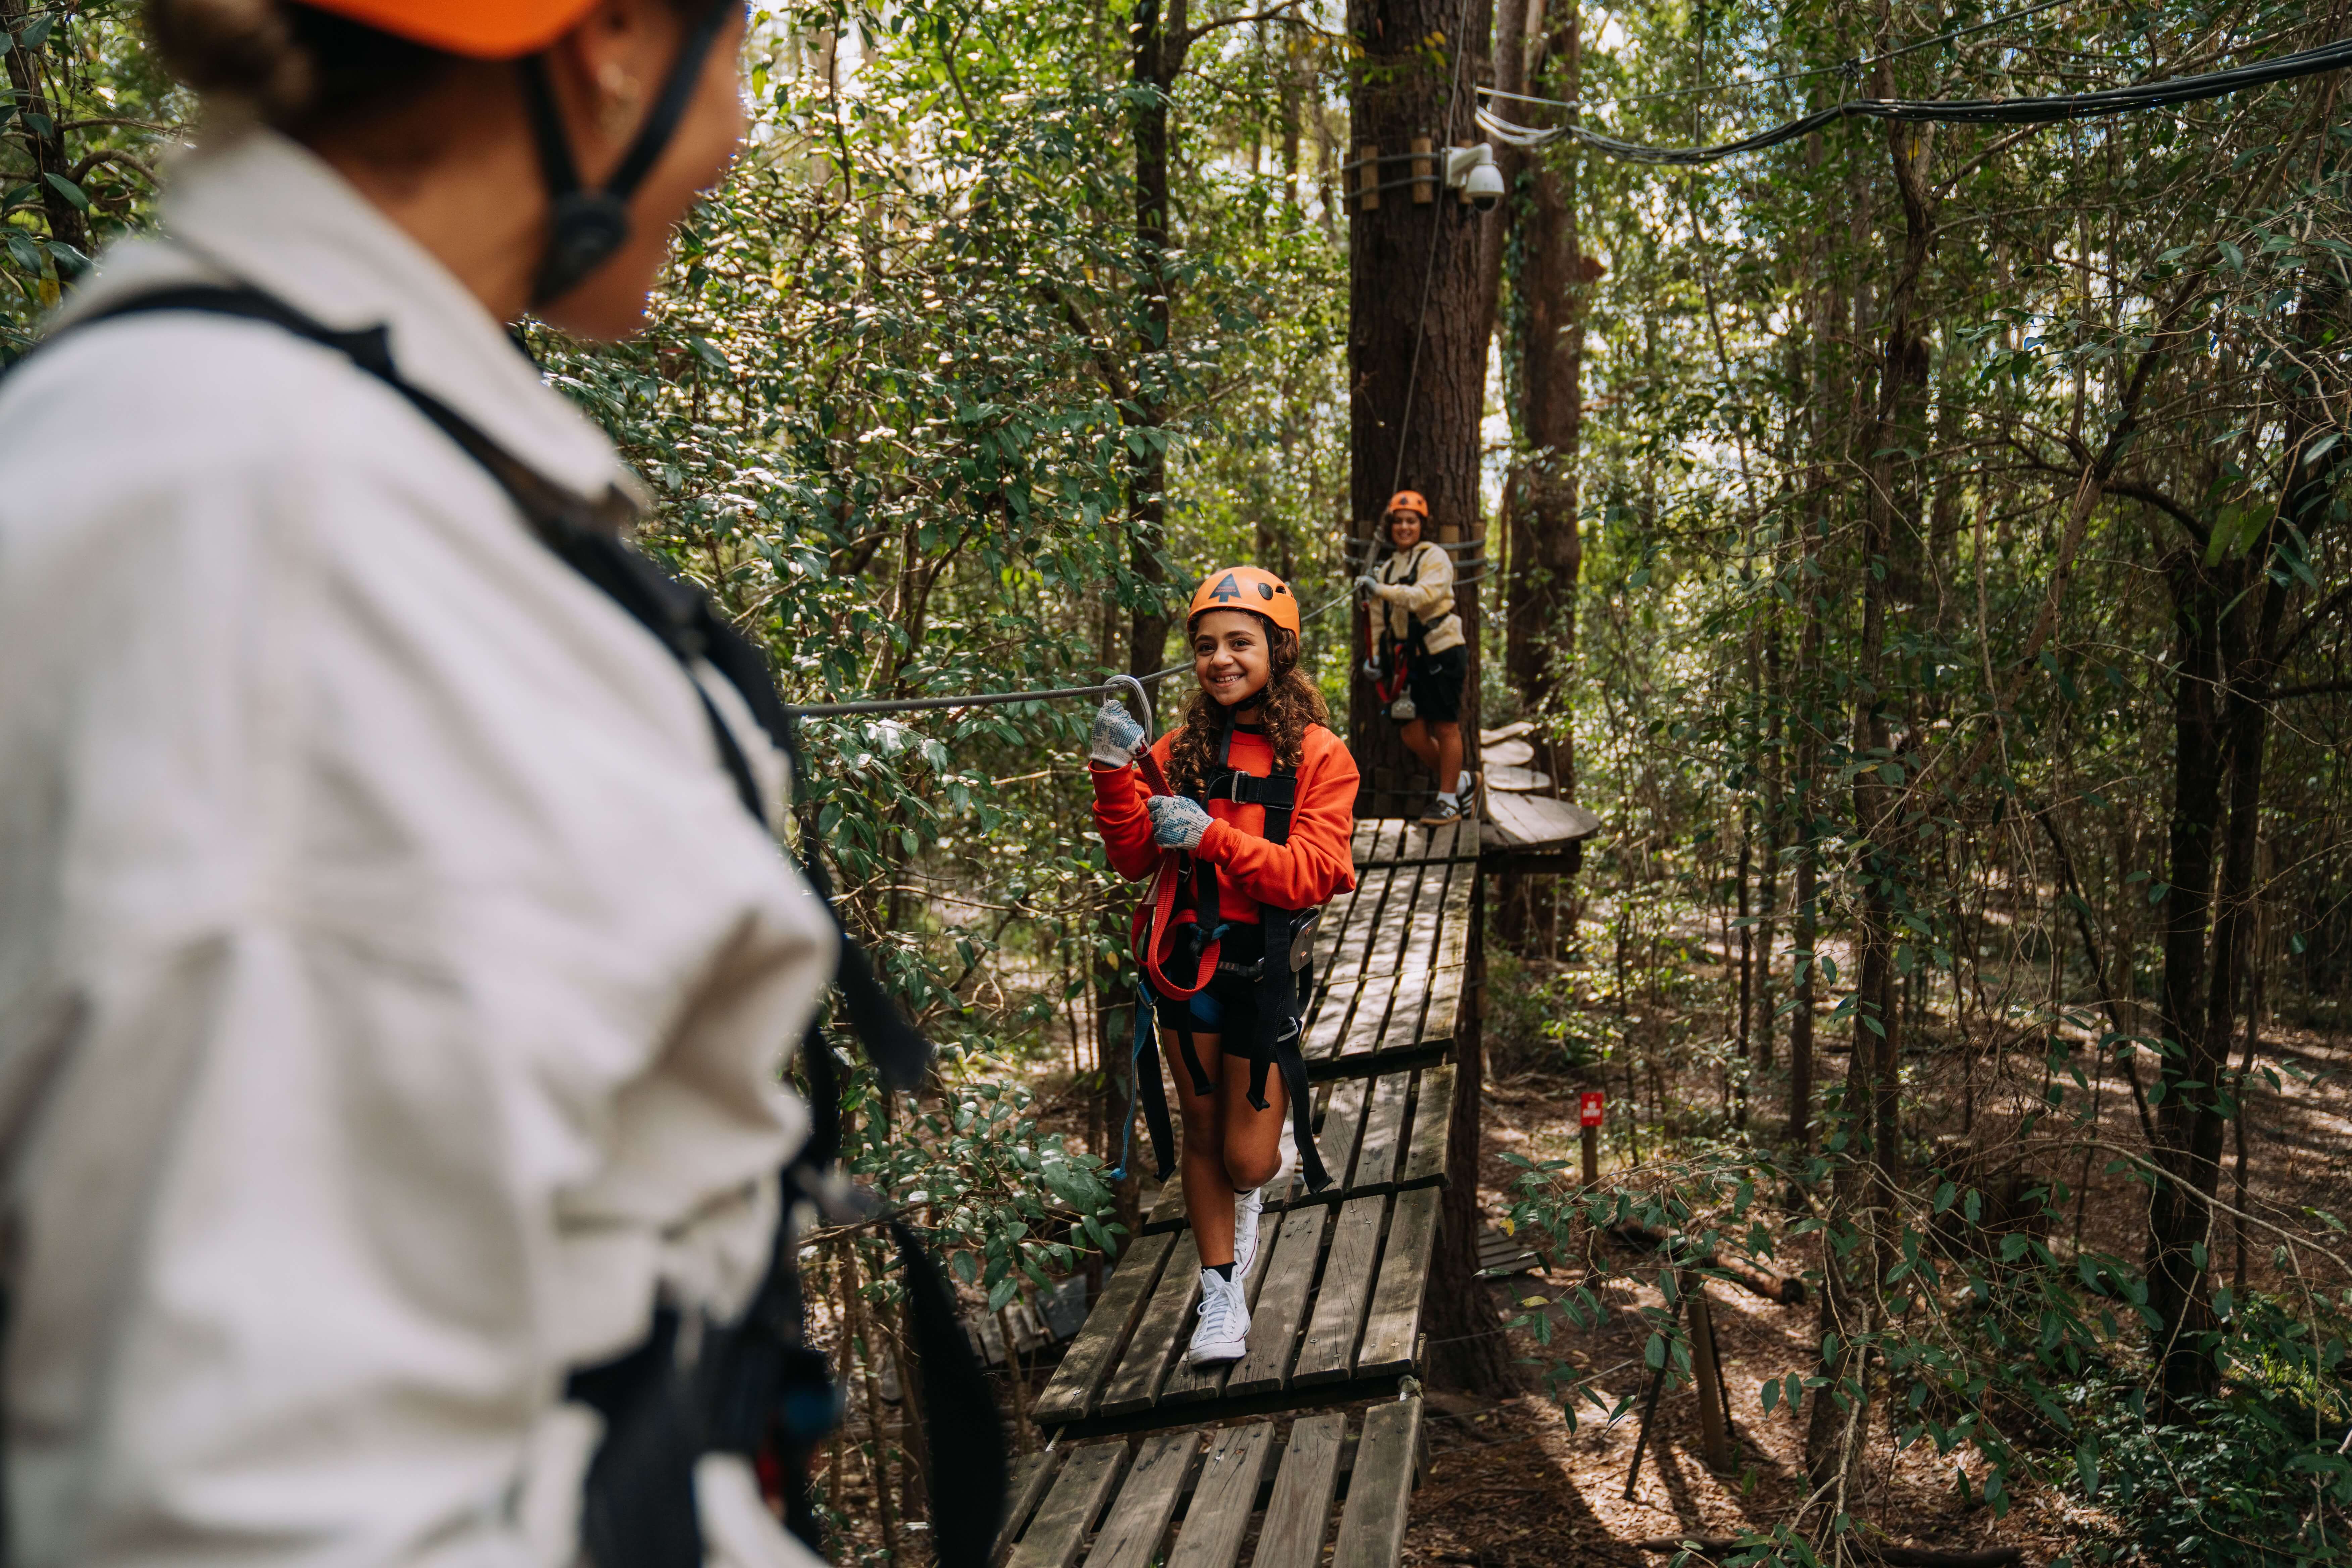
(1089, 567, 1360, 1365)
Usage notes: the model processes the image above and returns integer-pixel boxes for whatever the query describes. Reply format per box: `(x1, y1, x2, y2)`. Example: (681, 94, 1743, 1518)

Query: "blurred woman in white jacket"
(0, 2, 844, 1563)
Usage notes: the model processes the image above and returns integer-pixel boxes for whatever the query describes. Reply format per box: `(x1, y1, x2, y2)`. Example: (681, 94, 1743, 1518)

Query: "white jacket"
(1373, 539, 1464, 654)
(0, 130, 835, 1565)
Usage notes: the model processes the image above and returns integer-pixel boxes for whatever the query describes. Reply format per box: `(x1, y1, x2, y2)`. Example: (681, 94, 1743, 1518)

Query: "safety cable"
(1482, 0, 2083, 116)
(1475, 30, 2352, 164)
(776, 586, 1356, 720)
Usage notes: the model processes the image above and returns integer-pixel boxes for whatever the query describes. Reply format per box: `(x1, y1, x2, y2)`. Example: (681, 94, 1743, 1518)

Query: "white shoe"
(1234, 1187, 1265, 1278)
(1188, 1268, 1251, 1365)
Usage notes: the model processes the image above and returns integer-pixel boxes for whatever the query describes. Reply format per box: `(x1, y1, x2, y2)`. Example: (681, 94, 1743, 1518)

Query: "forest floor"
(1395, 945, 2352, 1568)
(948, 912, 2352, 1568)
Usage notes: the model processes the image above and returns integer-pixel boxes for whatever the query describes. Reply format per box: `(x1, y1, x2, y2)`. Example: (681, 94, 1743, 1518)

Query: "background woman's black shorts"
(1406, 644, 1467, 725)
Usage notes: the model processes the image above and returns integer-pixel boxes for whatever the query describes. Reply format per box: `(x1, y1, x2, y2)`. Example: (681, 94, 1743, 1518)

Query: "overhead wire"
(776, 585, 1358, 721)
(1475, 23, 2352, 165)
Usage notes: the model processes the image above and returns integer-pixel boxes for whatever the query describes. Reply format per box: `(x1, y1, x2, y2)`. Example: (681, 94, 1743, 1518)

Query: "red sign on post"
(1579, 1090, 1606, 1128)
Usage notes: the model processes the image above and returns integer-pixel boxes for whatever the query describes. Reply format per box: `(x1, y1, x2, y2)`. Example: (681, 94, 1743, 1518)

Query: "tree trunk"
(1346, 0, 1495, 815)
(1126, 0, 1192, 682)
(2, 3, 91, 268)
(1354, 0, 1507, 1393)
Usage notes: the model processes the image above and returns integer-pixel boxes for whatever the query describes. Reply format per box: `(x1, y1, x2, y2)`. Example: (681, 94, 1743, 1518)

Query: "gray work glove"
(1354, 572, 1381, 594)
(1147, 794, 1212, 852)
(1089, 697, 1147, 769)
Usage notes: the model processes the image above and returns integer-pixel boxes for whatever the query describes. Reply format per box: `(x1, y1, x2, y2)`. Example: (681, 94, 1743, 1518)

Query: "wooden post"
(1409, 135, 1435, 202)
(1687, 1276, 1733, 1473)
(1580, 1122, 1600, 1189)
(1356, 144, 1379, 210)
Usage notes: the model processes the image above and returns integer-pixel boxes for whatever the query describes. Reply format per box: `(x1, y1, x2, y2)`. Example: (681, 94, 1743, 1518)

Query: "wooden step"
(994, 1399, 1426, 1568)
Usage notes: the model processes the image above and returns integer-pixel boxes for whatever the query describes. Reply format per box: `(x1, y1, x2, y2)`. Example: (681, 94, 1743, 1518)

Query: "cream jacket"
(0, 130, 835, 1565)
(1372, 539, 1465, 654)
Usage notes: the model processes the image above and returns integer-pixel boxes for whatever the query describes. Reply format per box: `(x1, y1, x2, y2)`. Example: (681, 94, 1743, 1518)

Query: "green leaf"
(42, 172, 89, 212)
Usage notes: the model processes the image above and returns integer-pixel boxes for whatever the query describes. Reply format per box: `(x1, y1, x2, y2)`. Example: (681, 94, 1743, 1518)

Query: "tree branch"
(1177, 1, 1304, 48)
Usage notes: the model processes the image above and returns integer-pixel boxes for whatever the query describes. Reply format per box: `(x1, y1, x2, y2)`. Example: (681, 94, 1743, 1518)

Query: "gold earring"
(597, 61, 644, 136)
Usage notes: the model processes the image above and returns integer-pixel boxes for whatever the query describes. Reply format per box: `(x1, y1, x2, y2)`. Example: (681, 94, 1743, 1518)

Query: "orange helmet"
(300, 0, 601, 56)
(1188, 567, 1301, 638)
(1385, 490, 1429, 519)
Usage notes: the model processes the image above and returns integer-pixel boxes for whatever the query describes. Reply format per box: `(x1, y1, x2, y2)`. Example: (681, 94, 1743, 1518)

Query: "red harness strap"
(1127, 746, 1222, 1001)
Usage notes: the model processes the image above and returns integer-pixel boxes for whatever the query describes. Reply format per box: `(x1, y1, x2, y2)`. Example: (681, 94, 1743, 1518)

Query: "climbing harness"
(13, 281, 1006, 1568)
(1112, 709, 1333, 1196)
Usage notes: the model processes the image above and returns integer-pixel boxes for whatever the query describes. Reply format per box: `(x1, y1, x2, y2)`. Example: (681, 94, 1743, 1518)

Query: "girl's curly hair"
(1166, 621, 1330, 794)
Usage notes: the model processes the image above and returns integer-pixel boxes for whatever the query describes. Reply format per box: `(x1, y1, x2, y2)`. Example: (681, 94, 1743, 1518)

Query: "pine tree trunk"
(1345, 0, 1494, 815)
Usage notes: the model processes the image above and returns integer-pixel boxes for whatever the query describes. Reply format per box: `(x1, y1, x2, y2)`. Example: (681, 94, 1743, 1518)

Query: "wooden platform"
(997, 1400, 1425, 1568)
(1021, 823, 1461, 1568)
(1139, 1062, 1455, 1232)
(1480, 791, 1601, 860)
(1303, 818, 1479, 1077)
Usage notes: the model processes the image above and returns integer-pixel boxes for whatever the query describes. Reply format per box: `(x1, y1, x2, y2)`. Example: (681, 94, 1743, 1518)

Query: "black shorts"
(1405, 644, 1466, 725)
(1147, 923, 1265, 1038)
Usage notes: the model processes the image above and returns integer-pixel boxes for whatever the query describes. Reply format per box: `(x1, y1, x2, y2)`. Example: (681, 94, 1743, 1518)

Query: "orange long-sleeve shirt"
(1092, 722, 1360, 923)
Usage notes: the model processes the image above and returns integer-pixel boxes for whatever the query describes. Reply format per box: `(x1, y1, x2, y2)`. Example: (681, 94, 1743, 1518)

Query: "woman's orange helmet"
(1188, 567, 1301, 637)
(299, 0, 603, 57)
(1385, 490, 1429, 519)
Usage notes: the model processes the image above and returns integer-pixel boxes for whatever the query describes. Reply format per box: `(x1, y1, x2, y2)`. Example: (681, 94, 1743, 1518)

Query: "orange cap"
(1188, 567, 1301, 638)
(1385, 490, 1429, 519)
(300, 0, 605, 58)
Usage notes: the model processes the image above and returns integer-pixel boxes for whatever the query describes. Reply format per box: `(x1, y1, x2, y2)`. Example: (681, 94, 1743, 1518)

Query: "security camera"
(1447, 143, 1505, 211)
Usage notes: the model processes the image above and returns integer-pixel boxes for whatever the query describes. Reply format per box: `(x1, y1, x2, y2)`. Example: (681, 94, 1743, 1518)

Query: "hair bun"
(148, 0, 313, 118)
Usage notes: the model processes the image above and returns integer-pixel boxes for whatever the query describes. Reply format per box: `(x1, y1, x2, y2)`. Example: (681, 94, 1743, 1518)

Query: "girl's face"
(1387, 510, 1423, 549)
(1192, 610, 1273, 709)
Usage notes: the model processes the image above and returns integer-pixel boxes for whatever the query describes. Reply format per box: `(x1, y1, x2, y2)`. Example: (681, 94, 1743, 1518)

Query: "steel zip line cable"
(775, 587, 1358, 720)
(1475, 30, 2352, 165)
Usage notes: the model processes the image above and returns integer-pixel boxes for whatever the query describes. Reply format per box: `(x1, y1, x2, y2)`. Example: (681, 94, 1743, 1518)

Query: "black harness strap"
(17, 284, 1005, 1566)
(1171, 716, 1332, 1194)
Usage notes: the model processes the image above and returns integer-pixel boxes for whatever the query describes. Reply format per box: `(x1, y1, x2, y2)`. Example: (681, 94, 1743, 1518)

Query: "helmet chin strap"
(518, 0, 738, 309)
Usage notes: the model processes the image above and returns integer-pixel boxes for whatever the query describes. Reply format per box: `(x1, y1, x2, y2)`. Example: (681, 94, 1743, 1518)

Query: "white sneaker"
(1234, 1186, 1265, 1278)
(1188, 1268, 1251, 1365)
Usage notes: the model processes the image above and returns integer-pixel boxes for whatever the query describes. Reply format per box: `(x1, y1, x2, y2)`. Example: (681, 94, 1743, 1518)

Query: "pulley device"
(20, 282, 1008, 1568)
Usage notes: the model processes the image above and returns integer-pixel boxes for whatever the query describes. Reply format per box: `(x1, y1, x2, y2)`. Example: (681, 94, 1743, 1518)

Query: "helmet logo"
(1210, 573, 1243, 603)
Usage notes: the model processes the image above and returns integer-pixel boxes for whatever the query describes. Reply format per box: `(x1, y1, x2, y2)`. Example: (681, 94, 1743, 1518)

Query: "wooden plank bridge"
(994, 820, 1483, 1568)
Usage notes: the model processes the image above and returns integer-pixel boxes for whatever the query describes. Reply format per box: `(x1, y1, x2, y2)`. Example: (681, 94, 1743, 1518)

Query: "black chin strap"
(518, 0, 739, 307)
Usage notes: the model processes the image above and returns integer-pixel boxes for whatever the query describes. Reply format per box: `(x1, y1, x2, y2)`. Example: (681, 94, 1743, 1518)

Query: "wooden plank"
(1253, 1412, 1348, 1568)
(1374, 967, 1428, 1056)
(1357, 1186, 1440, 1377)
(1099, 1231, 1202, 1416)
(1004, 1442, 1128, 1568)
(1481, 792, 1599, 850)
(1482, 737, 1535, 767)
(1478, 719, 1535, 745)
(1351, 1073, 1412, 1191)
(1487, 765, 1554, 792)
(1035, 1231, 1175, 1424)
(1331, 1398, 1422, 1568)
(1311, 1078, 1371, 1191)
(1357, 860, 1422, 982)
(993, 1449, 1066, 1567)
(1164, 1423, 1277, 1568)
(1087, 1430, 1202, 1568)
(1292, 1195, 1387, 1386)
(1330, 971, 1401, 1068)
(1421, 965, 1466, 1050)
(1302, 978, 1361, 1063)
(1160, 1206, 1281, 1405)
(1398, 1063, 1455, 1188)
(1227, 1204, 1330, 1396)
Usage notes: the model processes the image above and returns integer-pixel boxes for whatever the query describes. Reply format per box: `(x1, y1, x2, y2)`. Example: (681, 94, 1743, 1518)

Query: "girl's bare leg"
(1399, 717, 1440, 772)
(1165, 1029, 1234, 1266)
(1432, 719, 1464, 793)
(1218, 1052, 1288, 1193)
